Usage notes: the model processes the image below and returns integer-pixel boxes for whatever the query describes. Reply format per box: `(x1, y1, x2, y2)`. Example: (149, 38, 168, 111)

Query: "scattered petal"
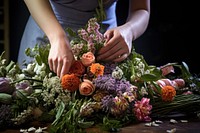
(180, 120, 188, 123)
(28, 127, 36, 132)
(170, 119, 178, 124)
(42, 127, 48, 130)
(145, 122, 152, 127)
(152, 121, 159, 127)
(35, 127, 43, 133)
(155, 120, 163, 124)
(166, 128, 176, 133)
(20, 129, 27, 133)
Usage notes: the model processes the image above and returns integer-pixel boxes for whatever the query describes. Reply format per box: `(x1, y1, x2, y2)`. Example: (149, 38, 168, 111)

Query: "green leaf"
(181, 61, 192, 78)
(35, 54, 42, 65)
(52, 102, 65, 125)
(151, 67, 162, 76)
(141, 73, 160, 82)
(152, 81, 162, 94)
(6, 61, 15, 72)
(25, 48, 32, 57)
(78, 120, 94, 128)
(95, 0, 106, 23)
(0, 51, 5, 61)
(15, 90, 28, 100)
(102, 116, 121, 131)
(66, 27, 77, 37)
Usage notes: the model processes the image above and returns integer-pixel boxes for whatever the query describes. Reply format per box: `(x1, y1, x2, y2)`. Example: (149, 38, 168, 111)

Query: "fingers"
(48, 59, 53, 73)
(97, 39, 129, 62)
(113, 53, 128, 62)
(97, 28, 130, 62)
(48, 55, 71, 78)
(97, 43, 120, 60)
(57, 58, 63, 77)
(98, 32, 119, 55)
(60, 56, 70, 78)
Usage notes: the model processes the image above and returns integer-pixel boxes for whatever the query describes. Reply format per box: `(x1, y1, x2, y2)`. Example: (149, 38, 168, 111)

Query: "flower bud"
(0, 77, 14, 94)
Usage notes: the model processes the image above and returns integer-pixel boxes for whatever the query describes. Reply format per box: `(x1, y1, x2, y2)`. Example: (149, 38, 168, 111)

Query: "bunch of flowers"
(0, 17, 200, 133)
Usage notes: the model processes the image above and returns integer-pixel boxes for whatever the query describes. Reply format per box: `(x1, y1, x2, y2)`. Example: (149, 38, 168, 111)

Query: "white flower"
(34, 63, 46, 75)
(112, 66, 123, 79)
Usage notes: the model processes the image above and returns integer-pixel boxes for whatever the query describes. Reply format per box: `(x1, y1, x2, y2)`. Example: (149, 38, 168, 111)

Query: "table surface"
(1, 117, 200, 133)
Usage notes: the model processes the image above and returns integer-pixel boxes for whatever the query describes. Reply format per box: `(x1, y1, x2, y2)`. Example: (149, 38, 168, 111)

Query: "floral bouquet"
(0, 16, 200, 133)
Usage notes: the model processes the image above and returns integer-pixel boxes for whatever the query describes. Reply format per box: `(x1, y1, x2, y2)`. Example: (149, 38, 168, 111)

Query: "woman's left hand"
(97, 25, 133, 62)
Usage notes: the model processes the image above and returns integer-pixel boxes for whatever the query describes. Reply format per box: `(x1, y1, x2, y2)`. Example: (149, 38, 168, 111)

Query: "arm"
(126, 0, 150, 40)
(97, 0, 150, 62)
(24, 0, 74, 78)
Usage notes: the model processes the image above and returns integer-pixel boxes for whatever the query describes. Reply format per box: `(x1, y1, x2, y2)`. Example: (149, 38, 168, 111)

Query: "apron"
(18, 0, 117, 67)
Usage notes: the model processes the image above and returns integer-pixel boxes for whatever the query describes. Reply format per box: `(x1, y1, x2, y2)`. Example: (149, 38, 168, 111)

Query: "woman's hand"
(97, 25, 133, 62)
(97, 0, 150, 63)
(23, 0, 75, 78)
(48, 36, 74, 78)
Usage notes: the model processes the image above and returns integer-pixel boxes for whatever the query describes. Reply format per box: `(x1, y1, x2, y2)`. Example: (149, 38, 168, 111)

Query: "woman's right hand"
(48, 36, 74, 78)
(23, 0, 75, 78)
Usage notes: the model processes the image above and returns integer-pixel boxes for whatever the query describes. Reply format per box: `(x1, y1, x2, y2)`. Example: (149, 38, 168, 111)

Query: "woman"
(18, 0, 150, 78)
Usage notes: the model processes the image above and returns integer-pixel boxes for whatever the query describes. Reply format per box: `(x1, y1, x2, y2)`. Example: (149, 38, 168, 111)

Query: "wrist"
(123, 22, 136, 41)
(48, 29, 68, 45)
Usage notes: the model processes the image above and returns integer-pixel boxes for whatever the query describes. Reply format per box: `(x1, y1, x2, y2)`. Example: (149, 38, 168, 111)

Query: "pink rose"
(81, 52, 95, 67)
(79, 79, 95, 96)
(173, 79, 185, 88)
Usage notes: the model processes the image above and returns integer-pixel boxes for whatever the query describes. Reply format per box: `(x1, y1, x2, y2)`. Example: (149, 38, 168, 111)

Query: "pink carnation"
(133, 98, 152, 122)
(160, 64, 175, 76)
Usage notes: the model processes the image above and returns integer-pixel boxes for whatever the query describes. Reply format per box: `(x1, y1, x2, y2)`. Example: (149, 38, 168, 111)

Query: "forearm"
(24, 0, 66, 44)
(125, 0, 150, 40)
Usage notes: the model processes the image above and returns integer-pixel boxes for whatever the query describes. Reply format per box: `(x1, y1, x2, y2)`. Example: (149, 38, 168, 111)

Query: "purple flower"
(101, 95, 114, 112)
(94, 74, 133, 96)
(78, 29, 89, 41)
(0, 77, 14, 94)
(115, 79, 132, 94)
(15, 81, 30, 90)
(15, 81, 33, 95)
(103, 63, 117, 74)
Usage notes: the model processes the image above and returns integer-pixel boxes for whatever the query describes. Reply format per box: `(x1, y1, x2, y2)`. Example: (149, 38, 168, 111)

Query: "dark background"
(9, 0, 199, 74)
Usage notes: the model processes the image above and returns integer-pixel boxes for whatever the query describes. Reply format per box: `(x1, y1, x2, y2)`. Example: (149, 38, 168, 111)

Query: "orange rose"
(81, 52, 95, 67)
(61, 74, 81, 92)
(69, 60, 86, 75)
(79, 79, 95, 96)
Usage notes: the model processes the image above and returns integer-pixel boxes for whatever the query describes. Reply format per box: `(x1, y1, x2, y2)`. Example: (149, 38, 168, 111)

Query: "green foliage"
(152, 94, 200, 116)
(95, 0, 106, 24)
(50, 97, 94, 133)
(25, 43, 51, 73)
(101, 116, 122, 132)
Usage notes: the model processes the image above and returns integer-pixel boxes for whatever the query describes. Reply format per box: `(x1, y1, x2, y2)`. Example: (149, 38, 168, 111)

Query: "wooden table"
(120, 118, 200, 133)
(2, 117, 200, 133)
